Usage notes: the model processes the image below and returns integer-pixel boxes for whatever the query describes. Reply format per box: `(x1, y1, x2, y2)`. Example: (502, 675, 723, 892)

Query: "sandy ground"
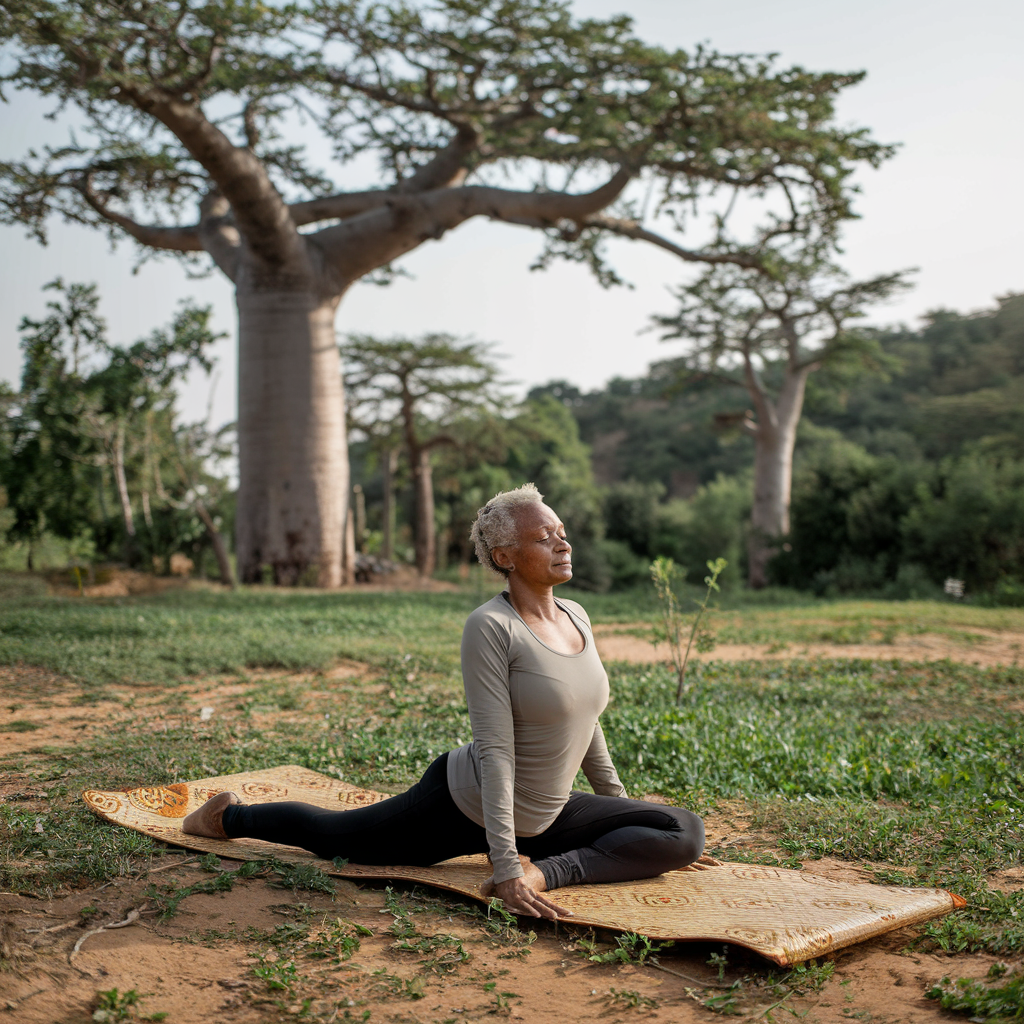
(594, 625, 1024, 668)
(2, 849, 1016, 1024)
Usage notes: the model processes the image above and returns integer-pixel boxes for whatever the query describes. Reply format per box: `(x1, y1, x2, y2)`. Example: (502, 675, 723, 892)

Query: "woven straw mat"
(83, 765, 963, 965)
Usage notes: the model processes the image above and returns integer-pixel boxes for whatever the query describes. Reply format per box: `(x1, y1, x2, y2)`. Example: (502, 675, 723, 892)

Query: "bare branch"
(289, 191, 391, 226)
(198, 191, 242, 281)
(123, 92, 304, 269)
(313, 168, 636, 283)
(583, 214, 765, 272)
(77, 174, 202, 252)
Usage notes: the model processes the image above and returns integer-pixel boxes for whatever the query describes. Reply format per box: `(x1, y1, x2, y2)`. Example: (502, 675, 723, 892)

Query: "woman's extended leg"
(517, 793, 705, 891)
(215, 753, 488, 865)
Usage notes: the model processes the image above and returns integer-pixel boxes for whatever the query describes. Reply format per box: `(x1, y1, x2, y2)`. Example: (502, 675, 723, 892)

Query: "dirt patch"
(990, 866, 1024, 892)
(594, 626, 1024, 667)
(0, 661, 377, 760)
(1, 867, 1012, 1024)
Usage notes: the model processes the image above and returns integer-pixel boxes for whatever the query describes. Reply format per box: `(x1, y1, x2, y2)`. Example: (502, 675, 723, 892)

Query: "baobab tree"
(342, 334, 503, 577)
(1, 0, 889, 584)
(654, 255, 910, 587)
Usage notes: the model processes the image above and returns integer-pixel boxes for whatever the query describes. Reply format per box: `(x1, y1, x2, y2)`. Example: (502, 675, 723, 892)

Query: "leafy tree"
(654, 256, 909, 586)
(1, 280, 226, 569)
(808, 293, 1024, 461)
(0, 0, 890, 585)
(342, 334, 504, 576)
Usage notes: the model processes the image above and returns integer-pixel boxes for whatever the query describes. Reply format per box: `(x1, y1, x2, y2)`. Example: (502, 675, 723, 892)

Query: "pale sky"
(1, 0, 1022, 430)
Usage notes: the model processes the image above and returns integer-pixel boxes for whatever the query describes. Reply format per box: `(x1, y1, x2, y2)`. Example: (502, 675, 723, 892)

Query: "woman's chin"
(552, 565, 573, 583)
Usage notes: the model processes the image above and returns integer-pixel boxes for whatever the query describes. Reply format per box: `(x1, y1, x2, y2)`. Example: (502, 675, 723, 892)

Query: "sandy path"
(594, 627, 1024, 667)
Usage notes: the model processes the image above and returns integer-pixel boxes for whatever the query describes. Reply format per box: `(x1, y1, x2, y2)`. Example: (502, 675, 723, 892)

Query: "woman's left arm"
(582, 722, 628, 799)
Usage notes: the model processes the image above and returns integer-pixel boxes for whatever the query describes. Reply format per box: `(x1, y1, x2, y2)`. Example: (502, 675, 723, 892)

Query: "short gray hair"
(470, 483, 545, 577)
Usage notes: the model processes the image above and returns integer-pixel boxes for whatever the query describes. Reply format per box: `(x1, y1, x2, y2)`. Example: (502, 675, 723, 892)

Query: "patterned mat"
(83, 765, 964, 966)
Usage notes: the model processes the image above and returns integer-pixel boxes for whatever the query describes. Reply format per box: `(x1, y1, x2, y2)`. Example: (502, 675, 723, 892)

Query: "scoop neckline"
(499, 591, 589, 658)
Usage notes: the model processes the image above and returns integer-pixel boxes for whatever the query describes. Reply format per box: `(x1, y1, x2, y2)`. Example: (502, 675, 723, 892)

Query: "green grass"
(3, 579, 1022, 692)
(1, 581, 1022, 958)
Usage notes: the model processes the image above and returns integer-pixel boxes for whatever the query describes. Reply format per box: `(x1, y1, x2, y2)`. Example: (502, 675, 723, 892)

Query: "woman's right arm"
(460, 614, 523, 886)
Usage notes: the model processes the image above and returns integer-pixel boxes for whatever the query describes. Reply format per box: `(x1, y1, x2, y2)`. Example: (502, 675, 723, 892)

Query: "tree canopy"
(1, 0, 889, 280)
(0, 279, 229, 573)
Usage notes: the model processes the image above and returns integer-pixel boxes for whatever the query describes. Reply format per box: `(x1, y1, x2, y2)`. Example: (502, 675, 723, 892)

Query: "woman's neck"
(505, 575, 560, 622)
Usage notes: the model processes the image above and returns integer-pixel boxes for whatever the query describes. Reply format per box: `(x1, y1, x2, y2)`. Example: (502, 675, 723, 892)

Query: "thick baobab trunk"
(413, 448, 436, 577)
(747, 370, 808, 588)
(236, 290, 348, 586)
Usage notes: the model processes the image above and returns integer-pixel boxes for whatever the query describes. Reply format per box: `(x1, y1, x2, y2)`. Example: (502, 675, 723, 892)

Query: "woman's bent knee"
(669, 808, 705, 868)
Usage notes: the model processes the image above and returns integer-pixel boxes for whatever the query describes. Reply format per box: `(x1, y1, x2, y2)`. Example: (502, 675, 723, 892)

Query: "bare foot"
(480, 854, 547, 898)
(181, 791, 240, 840)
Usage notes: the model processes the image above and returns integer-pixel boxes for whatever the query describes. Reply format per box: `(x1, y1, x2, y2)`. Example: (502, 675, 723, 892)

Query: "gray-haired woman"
(184, 484, 710, 920)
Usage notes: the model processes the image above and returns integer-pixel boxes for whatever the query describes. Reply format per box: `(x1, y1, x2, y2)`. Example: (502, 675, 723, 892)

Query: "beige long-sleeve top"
(446, 592, 627, 885)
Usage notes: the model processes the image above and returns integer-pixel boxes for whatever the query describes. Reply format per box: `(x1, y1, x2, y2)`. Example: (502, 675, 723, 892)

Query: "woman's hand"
(492, 877, 571, 920)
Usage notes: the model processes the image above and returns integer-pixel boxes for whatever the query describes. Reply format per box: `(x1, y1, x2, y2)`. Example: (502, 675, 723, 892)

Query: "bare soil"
(1, 865, 1014, 1024)
(594, 626, 1024, 668)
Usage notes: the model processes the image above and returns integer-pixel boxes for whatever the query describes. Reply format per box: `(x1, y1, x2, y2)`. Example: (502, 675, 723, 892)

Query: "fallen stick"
(146, 856, 200, 875)
(68, 908, 141, 974)
(25, 920, 79, 935)
(650, 961, 734, 990)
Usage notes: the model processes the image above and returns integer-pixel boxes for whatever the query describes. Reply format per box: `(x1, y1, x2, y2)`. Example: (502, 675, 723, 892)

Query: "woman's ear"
(492, 546, 514, 571)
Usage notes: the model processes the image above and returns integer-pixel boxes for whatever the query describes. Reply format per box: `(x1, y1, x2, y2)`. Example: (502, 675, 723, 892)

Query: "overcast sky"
(1, 0, 1021, 430)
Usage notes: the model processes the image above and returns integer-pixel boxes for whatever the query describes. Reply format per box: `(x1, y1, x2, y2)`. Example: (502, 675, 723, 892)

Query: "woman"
(183, 484, 709, 920)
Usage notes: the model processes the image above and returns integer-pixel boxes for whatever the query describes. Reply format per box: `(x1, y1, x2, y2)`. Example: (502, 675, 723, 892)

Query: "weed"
(145, 865, 237, 919)
(649, 555, 727, 700)
(373, 969, 425, 1000)
(769, 959, 836, 995)
(252, 950, 299, 992)
(482, 898, 536, 950)
(482, 981, 518, 1015)
(926, 967, 1024, 1020)
(270, 860, 335, 894)
(92, 989, 166, 1023)
(383, 886, 419, 938)
(307, 918, 371, 963)
(585, 931, 672, 965)
(393, 933, 470, 974)
(605, 987, 659, 1011)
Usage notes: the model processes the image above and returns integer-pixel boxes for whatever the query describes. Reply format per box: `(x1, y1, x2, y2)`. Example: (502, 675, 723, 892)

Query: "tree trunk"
(413, 448, 436, 577)
(112, 420, 137, 565)
(381, 447, 397, 561)
(342, 502, 357, 585)
(747, 369, 809, 588)
(195, 499, 236, 588)
(235, 290, 347, 586)
(353, 484, 366, 553)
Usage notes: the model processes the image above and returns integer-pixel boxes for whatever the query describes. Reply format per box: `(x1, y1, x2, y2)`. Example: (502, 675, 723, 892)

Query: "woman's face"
(494, 503, 573, 585)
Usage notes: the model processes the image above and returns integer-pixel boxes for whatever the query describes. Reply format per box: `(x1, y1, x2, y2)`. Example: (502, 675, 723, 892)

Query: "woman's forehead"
(517, 503, 562, 533)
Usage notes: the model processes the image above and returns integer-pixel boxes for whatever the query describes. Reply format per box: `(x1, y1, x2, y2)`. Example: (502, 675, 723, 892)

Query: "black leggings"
(222, 753, 704, 890)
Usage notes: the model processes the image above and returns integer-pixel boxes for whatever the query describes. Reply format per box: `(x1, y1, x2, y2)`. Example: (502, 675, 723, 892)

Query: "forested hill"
(532, 294, 1024, 598)
(534, 294, 1024, 495)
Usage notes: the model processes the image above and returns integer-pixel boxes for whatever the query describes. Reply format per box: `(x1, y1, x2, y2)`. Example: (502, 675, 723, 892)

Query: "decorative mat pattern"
(83, 765, 964, 965)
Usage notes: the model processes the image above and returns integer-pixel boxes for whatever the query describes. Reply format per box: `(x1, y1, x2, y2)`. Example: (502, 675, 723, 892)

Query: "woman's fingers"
(493, 879, 572, 920)
(532, 891, 572, 918)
